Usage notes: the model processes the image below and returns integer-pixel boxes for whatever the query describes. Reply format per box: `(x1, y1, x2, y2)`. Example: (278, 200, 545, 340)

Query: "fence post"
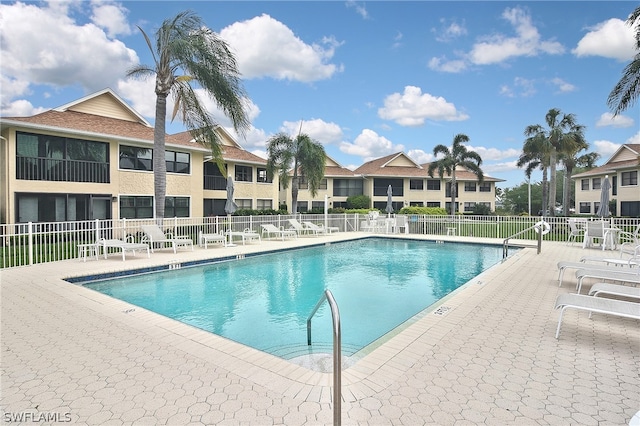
(95, 219, 100, 242)
(28, 222, 34, 266)
(496, 216, 500, 239)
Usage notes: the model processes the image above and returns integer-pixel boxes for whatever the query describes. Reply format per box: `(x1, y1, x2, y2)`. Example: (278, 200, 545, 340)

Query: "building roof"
(573, 144, 640, 178)
(354, 152, 425, 177)
(421, 162, 504, 182)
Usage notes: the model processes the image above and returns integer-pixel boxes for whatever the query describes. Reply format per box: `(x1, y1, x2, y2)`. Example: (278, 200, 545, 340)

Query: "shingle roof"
(421, 162, 504, 182)
(572, 159, 639, 178)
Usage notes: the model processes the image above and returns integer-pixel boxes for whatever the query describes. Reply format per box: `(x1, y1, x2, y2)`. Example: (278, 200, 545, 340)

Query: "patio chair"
(198, 231, 227, 249)
(227, 228, 262, 245)
(287, 218, 310, 236)
(566, 219, 584, 246)
(580, 244, 640, 267)
(98, 237, 150, 261)
(260, 224, 297, 241)
(141, 224, 194, 253)
(553, 293, 640, 339)
(583, 220, 606, 249)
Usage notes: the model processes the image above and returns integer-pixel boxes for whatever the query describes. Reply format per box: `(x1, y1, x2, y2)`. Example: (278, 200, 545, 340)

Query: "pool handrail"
(307, 290, 341, 426)
(503, 221, 545, 258)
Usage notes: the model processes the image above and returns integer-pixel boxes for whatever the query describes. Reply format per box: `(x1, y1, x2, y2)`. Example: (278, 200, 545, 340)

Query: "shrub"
(346, 195, 371, 209)
(398, 206, 447, 215)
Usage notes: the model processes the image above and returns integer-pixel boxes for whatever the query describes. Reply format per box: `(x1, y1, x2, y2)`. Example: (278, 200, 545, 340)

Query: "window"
(203, 163, 227, 190)
(318, 179, 328, 190)
(333, 179, 363, 197)
(165, 197, 189, 217)
(581, 179, 589, 190)
(621, 171, 638, 186)
(235, 199, 252, 209)
(235, 165, 252, 182)
(298, 176, 308, 189)
(464, 202, 476, 212)
(426, 180, 441, 190)
(579, 202, 591, 214)
(594, 202, 600, 214)
(464, 182, 476, 192)
(120, 196, 153, 219)
(15, 193, 109, 223)
(409, 201, 424, 206)
(479, 182, 491, 192)
(445, 202, 459, 214)
(311, 201, 324, 210)
(426, 201, 440, 207)
(165, 151, 190, 174)
(297, 201, 308, 212)
(16, 131, 109, 182)
(445, 182, 458, 198)
(373, 178, 403, 196)
(256, 199, 272, 210)
(119, 146, 152, 171)
(409, 179, 424, 190)
(592, 178, 601, 190)
(257, 167, 272, 183)
(620, 201, 640, 217)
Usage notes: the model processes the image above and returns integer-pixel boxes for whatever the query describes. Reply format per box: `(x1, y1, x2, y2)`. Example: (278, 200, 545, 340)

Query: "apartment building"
(0, 89, 277, 225)
(573, 144, 640, 217)
(289, 152, 503, 213)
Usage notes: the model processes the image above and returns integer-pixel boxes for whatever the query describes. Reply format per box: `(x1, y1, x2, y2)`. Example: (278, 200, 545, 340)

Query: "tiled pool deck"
(1, 233, 638, 425)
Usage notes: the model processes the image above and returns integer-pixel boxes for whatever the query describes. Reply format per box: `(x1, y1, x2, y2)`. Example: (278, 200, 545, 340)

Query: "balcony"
(16, 157, 110, 183)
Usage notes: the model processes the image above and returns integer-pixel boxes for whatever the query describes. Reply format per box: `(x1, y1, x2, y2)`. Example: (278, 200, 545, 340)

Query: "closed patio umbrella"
(225, 176, 238, 246)
(385, 185, 394, 217)
(596, 175, 610, 218)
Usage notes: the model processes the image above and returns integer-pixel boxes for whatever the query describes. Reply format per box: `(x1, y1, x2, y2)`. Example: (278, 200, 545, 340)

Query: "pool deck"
(1, 233, 638, 425)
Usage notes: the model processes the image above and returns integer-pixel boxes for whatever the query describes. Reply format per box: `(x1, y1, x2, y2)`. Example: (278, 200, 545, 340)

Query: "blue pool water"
(85, 238, 507, 359)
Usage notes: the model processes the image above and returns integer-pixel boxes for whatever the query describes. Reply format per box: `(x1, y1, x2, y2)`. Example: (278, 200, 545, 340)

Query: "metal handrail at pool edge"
(307, 290, 341, 426)
(503, 222, 545, 258)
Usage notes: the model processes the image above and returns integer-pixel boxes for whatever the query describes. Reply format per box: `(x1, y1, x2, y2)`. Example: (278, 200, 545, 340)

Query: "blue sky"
(1, 1, 638, 189)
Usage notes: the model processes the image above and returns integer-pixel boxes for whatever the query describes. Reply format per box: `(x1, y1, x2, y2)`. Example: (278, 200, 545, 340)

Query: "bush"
(472, 203, 492, 216)
(234, 208, 287, 216)
(346, 195, 371, 209)
(398, 206, 447, 215)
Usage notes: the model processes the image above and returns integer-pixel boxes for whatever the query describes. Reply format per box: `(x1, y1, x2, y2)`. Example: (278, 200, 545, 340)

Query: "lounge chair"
(580, 244, 640, 266)
(303, 221, 335, 235)
(288, 218, 310, 236)
(98, 237, 150, 261)
(588, 283, 640, 300)
(141, 224, 194, 253)
(556, 261, 633, 286)
(575, 268, 640, 294)
(198, 231, 227, 249)
(228, 228, 261, 245)
(261, 224, 297, 241)
(553, 293, 640, 338)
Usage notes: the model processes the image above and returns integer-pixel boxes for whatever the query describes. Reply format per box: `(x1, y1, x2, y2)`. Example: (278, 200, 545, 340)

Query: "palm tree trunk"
(154, 93, 168, 224)
(548, 149, 557, 217)
(541, 167, 548, 216)
(563, 166, 571, 216)
(450, 171, 457, 217)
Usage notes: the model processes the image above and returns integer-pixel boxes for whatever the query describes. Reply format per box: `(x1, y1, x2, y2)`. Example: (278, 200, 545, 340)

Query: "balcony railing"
(203, 175, 227, 190)
(16, 157, 110, 183)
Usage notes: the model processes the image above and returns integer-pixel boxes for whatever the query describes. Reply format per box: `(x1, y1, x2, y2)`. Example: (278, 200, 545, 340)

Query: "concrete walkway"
(1, 234, 638, 425)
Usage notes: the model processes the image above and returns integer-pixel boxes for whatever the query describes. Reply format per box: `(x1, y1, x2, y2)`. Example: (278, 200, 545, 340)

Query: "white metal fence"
(1, 214, 638, 268)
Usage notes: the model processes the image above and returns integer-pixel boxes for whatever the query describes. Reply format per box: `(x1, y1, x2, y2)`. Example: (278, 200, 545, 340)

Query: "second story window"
(479, 182, 491, 192)
(621, 171, 638, 186)
(426, 180, 441, 190)
(165, 151, 190, 174)
(581, 179, 589, 190)
(592, 177, 601, 190)
(119, 146, 152, 171)
(235, 165, 252, 182)
(464, 182, 476, 192)
(257, 167, 272, 183)
(410, 179, 424, 190)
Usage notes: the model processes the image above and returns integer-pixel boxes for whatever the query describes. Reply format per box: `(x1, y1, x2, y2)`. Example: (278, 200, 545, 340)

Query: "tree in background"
(517, 134, 551, 215)
(502, 181, 543, 215)
(427, 134, 484, 216)
(523, 108, 584, 217)
(128, 11, 250, 221)
(266, 132, 326, 213)
(608, 6, 640, 115)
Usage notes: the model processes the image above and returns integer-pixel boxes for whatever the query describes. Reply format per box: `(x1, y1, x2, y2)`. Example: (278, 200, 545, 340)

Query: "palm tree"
(524, 108, 583, 217)
(427, 134, 484, 216)
(517, 134, 551, 215)
(127, 11, 250, 221)
(608, 6, 640, 115)
(557, 125, 588, 216)
(266, 132, 326, 213)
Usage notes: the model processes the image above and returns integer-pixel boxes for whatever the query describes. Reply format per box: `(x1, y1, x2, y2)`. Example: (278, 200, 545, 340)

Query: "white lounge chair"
(198, 231, 227, 249)
(98, 237, 150, 261)
(141, 224, 194, 253)
(556, 261, 633, 286)
(554, 293, 640, 338)
(288, 218, 311, 236)
(580, 244, 640, 266)
(588, 283, 640, 300)
(261, 224, 297, 241)
(303, 221, 335, 235)
(228, 228, 261, 245)
(575, 268, 640, 294)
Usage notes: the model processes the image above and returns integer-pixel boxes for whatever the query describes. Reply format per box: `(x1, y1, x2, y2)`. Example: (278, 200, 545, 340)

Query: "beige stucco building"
(572, 144, 640, 217)
(0, 89, 277, 225)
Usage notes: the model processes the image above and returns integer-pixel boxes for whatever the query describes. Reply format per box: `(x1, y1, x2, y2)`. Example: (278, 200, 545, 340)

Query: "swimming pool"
(85, 238, 507, 359)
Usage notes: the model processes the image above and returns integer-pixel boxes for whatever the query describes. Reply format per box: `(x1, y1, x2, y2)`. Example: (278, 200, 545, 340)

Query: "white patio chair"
(141, 224, 194, 253)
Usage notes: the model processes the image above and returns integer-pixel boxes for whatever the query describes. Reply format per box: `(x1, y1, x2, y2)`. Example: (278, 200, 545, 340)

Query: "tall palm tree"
(557, 125, 588, 216)
(128, 11, 250, 221)
(608, 6, 640, 115)
(427, 134, 484, 216)
(524, 108, 583, 217)
(266, 132, 326, 214)
(517, 134, 551, 215)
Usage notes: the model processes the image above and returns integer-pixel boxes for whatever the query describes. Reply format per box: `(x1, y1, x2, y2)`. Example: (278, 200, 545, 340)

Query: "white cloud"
(499, 77, 536, 98)
(593, 140, 621, 158)
(433, 19, 468, 43)
(1, 99, 48, 117)
(0, 1, 138, 94)
(467, 145, 521, 161)
(550, 77, 576, 94)
(220, 14, 343, 82)
(572, 18, 637, 61)
(406, 149, 434, 164)
(339, 129, 404, 159)
(483, 160, 520, 173)
(626, 131, 640, 145)
(596, 112, 635, 128)
(469, 7, 564, 65)
(430, 7, 564, 73)
(378, 86, 469, 126)
(281, 119, 344, 145)
(90, 1, 132, 37)
(345, 1, 369, 20)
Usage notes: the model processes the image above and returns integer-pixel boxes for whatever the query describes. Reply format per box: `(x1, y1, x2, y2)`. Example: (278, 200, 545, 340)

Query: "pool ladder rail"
(307, 290, 341, 426)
